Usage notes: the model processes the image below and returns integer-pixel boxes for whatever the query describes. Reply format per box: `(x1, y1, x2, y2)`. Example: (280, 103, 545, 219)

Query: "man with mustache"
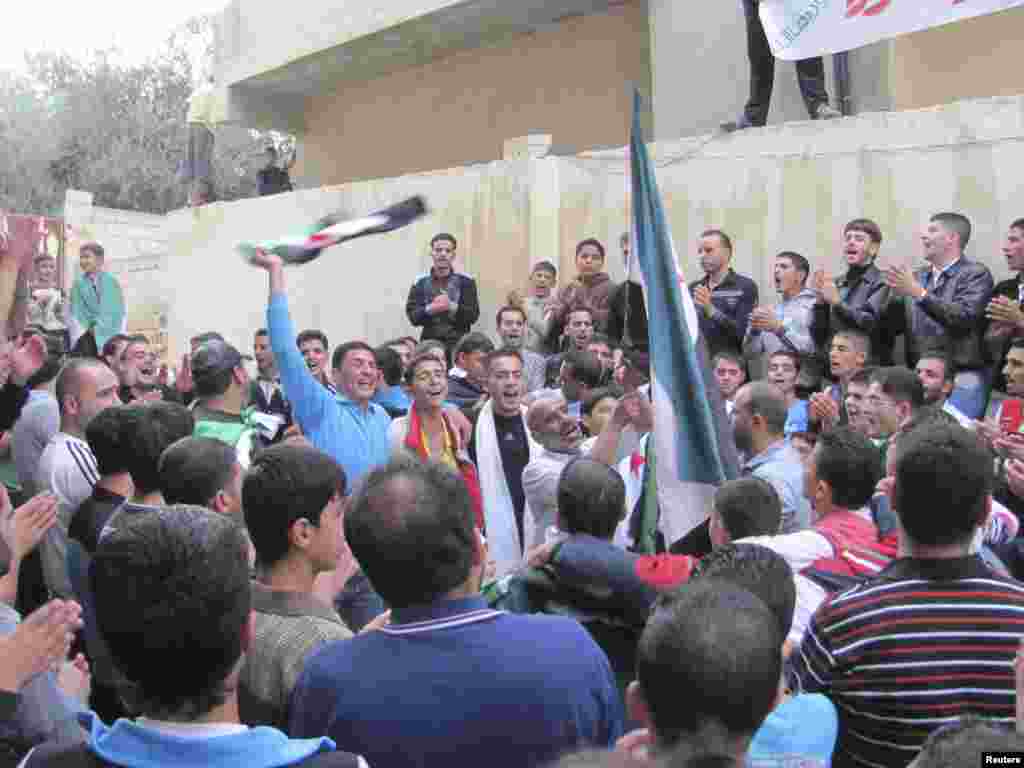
(406, 233, 480, 362)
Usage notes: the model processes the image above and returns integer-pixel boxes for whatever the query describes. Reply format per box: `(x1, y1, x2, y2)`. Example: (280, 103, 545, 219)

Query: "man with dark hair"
(884, 212, 995, 419)
(158, 437, 243, 522)
(114, 402, 195, 516)
(249, 328, 292, 439)
(559, 351, 603, 422)
(744, 252, 817, 380)
(689, 229, 758, 359)
(190, 340, 258, 468)
(406, 233, 480, 359)
(13, 331, 63, 498)
(447, 332, 494, 410)
(732, 382, 811, 533)
(23, 506, 359, 768)
(712, 352, 746, 417)
(791, 423, 1024, 768)
(710, 477, 782, 545)
(517, 260, 557, 355)
(808, 329, 870, 428)
(252, 251, 391, 488)
(626, 580, 782, 764)
(296, 329, 335, 395)
(468, 349, 541, 576)
(915, 350, 970, 427)
(116, 335, 161, 404)
(68, 406, 136, 554)
(863, 366, 925, 442)
(765, 351, 807, 435)
(68, 241, 125, 357)
(495, 305, 545, 393)
(743, 426, 893, 645)
(811, 218, 893, 367)
(99, 334, 129, 380)
(371, 346, 410, 418)
(238, 443, 352, 729)
(290, 459, 623, 767)
(563, 305, 596, 354)
(586, 335, 616, 385)
(550, 239, 616, 336)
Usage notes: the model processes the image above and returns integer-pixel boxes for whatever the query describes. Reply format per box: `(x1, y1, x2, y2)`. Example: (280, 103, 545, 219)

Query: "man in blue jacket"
(405, 233, 480, 361)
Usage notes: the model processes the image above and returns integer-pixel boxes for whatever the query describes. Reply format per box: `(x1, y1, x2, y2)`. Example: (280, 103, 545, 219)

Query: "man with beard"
(522, 396, 587, 553)
(495, 305, 544, 393)
(811, 219, 893, 367)
(249, 327, 292, 438)
(468, 349, 541, 577)
(296, 329, 335, 395)
(732, 381, 811, 534)
(743, 252, 817, 383)
(115, 335, 165, 404)
(690, 229, 758, 359)
(406, 233, 480, 361)
(985, 218, 1024, 394)
(915, 351, 971, 427)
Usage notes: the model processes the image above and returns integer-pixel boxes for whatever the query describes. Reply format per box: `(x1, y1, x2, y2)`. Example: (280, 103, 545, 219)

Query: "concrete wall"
(167, 96, 1024, 365)
(295, 2, 651, 188)
(889, 7, 1024, 111)
(63, 191, 171, 361)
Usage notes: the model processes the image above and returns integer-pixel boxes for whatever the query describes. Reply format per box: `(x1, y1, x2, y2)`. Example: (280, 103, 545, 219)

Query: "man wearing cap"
(190, 339, 260, 469)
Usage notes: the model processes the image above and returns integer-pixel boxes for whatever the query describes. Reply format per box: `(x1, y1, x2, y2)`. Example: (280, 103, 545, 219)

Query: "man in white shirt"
(34, 358, 120, 597)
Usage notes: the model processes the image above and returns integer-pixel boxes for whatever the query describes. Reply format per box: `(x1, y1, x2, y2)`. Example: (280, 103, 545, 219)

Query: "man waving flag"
(628, 89, 740, 548)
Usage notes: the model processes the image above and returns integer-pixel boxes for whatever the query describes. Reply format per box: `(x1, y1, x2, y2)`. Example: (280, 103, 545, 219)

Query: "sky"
(0, 0, 229, 73)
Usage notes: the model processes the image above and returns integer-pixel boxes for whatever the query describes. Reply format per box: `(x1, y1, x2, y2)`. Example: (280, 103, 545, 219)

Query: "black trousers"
(742, 0, 829, 125)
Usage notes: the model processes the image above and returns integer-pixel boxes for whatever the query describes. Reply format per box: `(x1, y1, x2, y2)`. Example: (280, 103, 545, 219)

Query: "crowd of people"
(0, 210, 1023, 768)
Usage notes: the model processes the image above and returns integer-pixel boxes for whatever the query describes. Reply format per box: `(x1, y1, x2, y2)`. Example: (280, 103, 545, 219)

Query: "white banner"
(760, 0, 1024, 60)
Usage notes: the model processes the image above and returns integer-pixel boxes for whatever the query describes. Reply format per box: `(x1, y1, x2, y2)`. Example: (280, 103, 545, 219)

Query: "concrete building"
(212, 0, 1024, 187)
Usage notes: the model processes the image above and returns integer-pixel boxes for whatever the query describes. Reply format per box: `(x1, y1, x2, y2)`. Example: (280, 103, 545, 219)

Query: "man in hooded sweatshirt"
(548, 239, 618, 338)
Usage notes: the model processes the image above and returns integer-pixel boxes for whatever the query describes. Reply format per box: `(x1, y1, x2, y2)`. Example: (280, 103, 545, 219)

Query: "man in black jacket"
(688, 229, 758, 359)
(811, 218, 894, 367)
(884, 212, 995, 420)
(405, 233, 480, 361)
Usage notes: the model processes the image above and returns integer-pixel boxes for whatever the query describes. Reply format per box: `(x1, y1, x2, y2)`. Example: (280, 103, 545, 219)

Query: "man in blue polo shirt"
(252, 250, 390, 486)
(289, 459, 624, 768)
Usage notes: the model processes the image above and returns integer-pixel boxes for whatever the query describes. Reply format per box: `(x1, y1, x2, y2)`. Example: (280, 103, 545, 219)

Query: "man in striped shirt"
(34, 358, 120, 597)
(790, 422, 1024, 768)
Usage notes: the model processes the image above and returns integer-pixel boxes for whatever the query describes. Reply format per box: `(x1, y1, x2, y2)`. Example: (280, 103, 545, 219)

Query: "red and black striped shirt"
(790, 556, 1024, 768)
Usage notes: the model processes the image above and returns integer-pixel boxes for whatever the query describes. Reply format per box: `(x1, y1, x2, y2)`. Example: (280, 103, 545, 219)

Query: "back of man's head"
(894, 423, 992, 548)
(55, 358, 108, 417)
(875, 366, 925, 410)
(691, 544, 795, 642)
(454, 332, 495, 362)
(557, 457, 626, 540)
(159, 437, 238, 507)
(712, 478, 782, 540)
(564, 351, 604, 391)
(633, 580, 781, 750)
(85, 405, 138, 478)
(346, 459, 477, 609)
(123, 402, 195, 497)
(743, 381, 788, 436)
(375, 346, 403, 387)
(243, 443, 346, 569)
(812, 426, 882, 510)
(912, 716, 1024, 768)
(91, 506, 251, 720)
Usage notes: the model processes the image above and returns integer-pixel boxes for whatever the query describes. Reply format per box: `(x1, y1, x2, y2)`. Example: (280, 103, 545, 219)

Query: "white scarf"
(474, 399, 541, 577)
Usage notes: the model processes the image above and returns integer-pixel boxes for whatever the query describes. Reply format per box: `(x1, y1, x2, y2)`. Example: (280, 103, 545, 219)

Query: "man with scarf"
(810, 218, 894, 369)
(388, 353, 483, 530)
(467, 349, 541, 577)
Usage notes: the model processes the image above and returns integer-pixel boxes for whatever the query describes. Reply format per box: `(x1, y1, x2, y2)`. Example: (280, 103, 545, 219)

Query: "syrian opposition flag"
(760, 0, 1024, 61)
(237, 196, 428, 265)
(629, 90, 740, 543)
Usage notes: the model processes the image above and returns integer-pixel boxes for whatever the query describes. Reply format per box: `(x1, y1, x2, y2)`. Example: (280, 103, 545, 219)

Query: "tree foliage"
(0, 16, 284, 216)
